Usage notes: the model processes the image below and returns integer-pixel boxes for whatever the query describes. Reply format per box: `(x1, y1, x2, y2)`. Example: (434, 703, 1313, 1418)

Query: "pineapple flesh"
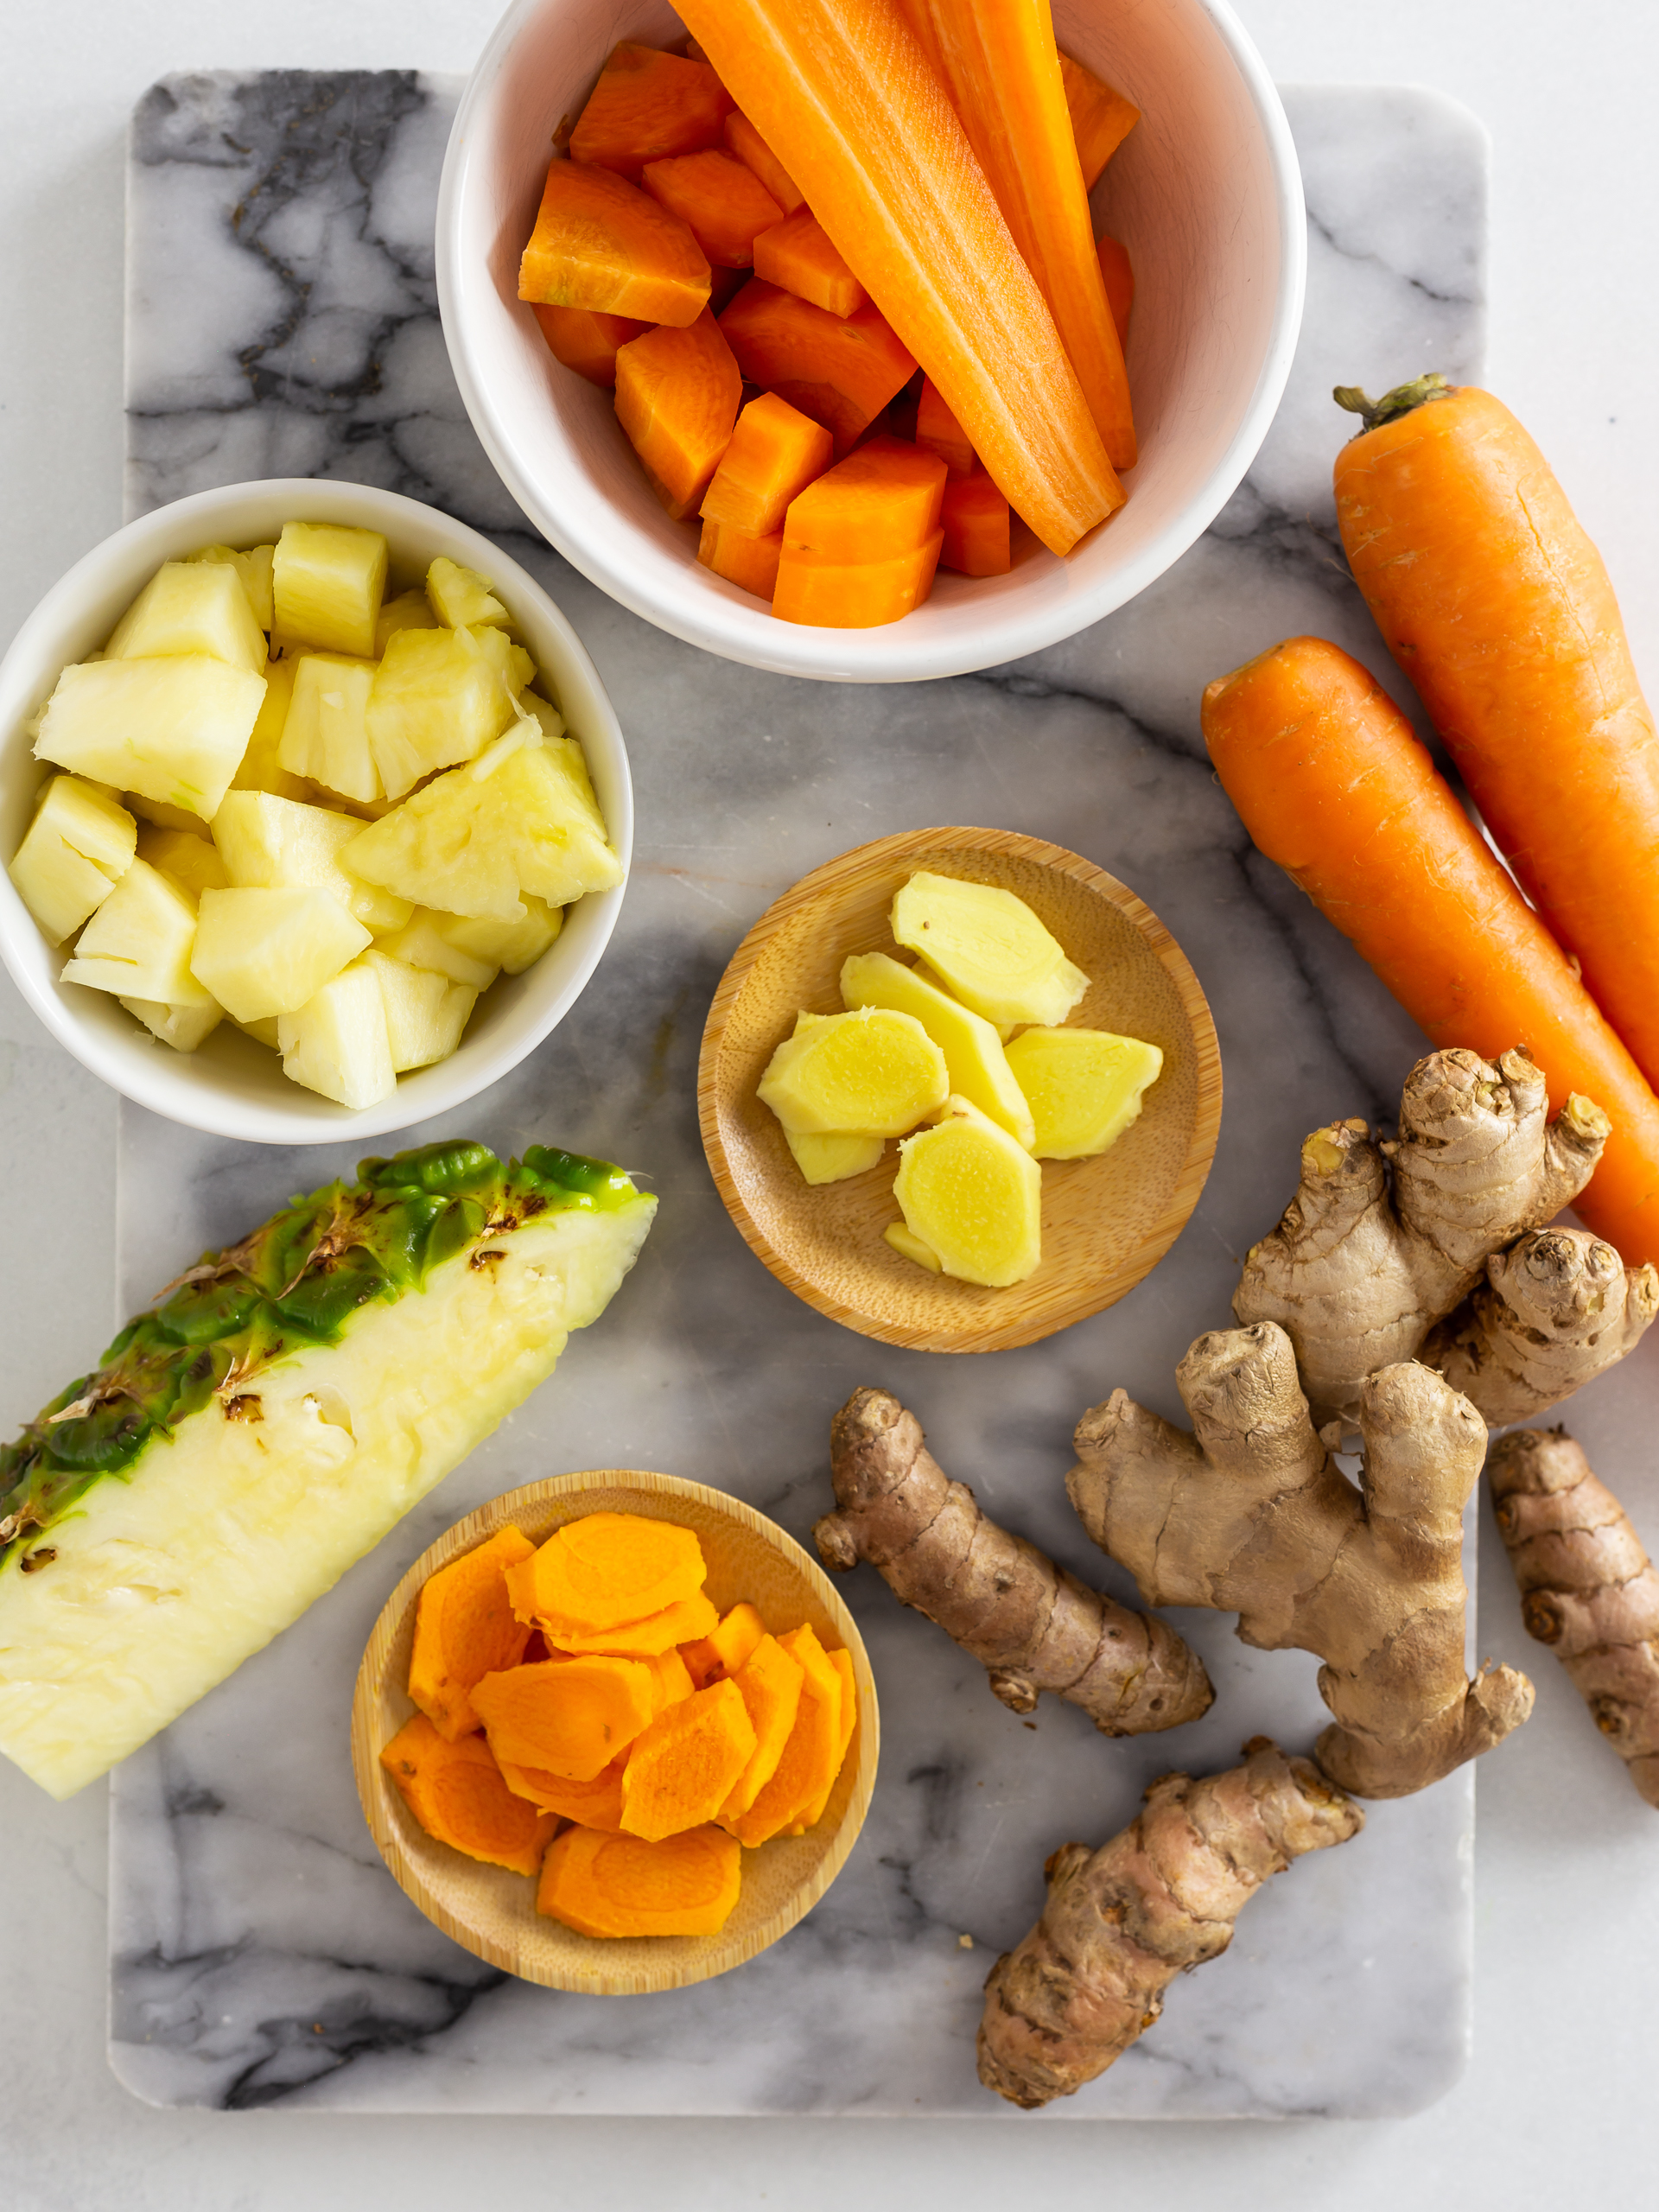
(60, 857, 213, 1006)
(231, 657, 312, 802)
(427, 555, 509, 628)
(136, 823, 231, 902)
(105, 559, 268, 674)
(211, 790, 410, 931)
(183, 541, 276, 631)
(272, 521, 388, 658)
(120, 995, 224, 1052)
(365, 626, 517, 800)
(33, 657, 265, 822)
(190, 885, 371, 1021)
(362, 947, 476, 1070)
(8, 776, 137, 944)
(277, 958, 397, 1108)
(374, 588, 437, 654)
(0, 1141, 656, 1797)
(277, 653, 382, 804)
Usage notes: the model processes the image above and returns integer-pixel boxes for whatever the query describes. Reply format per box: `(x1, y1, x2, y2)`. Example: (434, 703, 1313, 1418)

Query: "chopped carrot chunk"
(613, 311, 743, 520)
(1096, 235, 1133, 346)
(699, 518, 785, 600)
(722, 110, 805, 213)
(518, 158, 711, 327)
(1059, 51, 1140, 190)
(773, 531, 944, 628)
(701, 391, 834, 537)
(753, 208, 868, 318)
(531, 303, 651, 390)
(782, 435, 947, 563)
(569, 43, 735, 180)
(642, 148, 784, 270)
(718, 280, 917, 457)
(915, 377, 976, 476)
(940, 470, 1011, 575)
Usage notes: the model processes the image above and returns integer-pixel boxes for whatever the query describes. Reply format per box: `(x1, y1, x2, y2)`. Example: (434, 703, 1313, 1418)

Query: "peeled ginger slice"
(620, 1678, 759, 1840)
(1002, 1027, 1164, 1160)
(893, 1095, 1043, 1287)
(785, 1128, 887, 1185)
(408, 1525, 536, 1741)
(758, 1006, 948, 1137)
(890, 871, 1088, 1029)
(503, 1511, 709, 1638)
(537, 1822, 741, 1937)
(380, 1712, 559, 1875)
(840, 949, 1034, 1148)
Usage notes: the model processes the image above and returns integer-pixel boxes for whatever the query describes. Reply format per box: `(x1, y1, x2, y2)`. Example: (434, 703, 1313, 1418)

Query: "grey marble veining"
(110, 72, 1492, 2115)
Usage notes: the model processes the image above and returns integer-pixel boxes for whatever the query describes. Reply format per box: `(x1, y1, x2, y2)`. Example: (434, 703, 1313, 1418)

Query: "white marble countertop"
(2, 2, 1654, 2204)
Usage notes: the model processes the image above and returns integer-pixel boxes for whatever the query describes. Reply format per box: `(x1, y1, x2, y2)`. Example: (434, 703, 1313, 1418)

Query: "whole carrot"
(1201, 635, 1659, 1265)
(1333, 376, 1659, 1098)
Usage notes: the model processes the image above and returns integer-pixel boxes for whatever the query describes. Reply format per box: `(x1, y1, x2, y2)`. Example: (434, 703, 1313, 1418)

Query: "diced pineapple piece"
(124, 792, 211, 833)
(277, 653, 382, 804)
(365, 626, 517, 800)
(227, 654, 312, 802)
(119, 995, 224, 1052)
(785, 1128, 886, 1185)
(272, 522, 388, 659)
(182, 542, 276, 631)
(892, 1096, 1044, 1287)
(105, 560, 268, 675)
(8, 775, 137, 944)
(519, 693, 566, 742)
(362, 948, 477, 1071)
(341, 738, 622, 921)
(136, 823, 230, 901)
(840, 950, 1035, 1149)
(759, 1007, 949, 1137)
(472, 624, 535, 697)
(234, 1013, 282, 1049)
(427, 556, 509, 629)
(377, 910, 498, 992)
(399, 895, 563, 981)
(34, 658, 264, 823)
(190, 887, 371, 1022)
(891, 872, 1090, 1030)
(211, 790, 412, 932)
(60, 858, 213, 1006)
(1001, 1029, 1165, 1160)
(374, 588, 437, 655)
(276, 958, 397, 1108)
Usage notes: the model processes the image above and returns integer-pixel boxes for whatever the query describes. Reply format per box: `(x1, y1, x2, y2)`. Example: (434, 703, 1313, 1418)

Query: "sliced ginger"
(380, 1712, 559, 1875)
(841, 949, 1034, 1147)
(785, 1128, 886, 1186)
(408, 1524, 535, 1740)
(890, 871, 1089, 1030)
(892, 1096, 1044, 1287)
(537, 1822, 742, 1937)
(759, 1007, 948, 1137)
(1002, 1028, 1163, 1160)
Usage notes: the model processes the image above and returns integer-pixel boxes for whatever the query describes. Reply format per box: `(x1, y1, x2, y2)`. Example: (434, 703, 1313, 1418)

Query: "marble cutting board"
(110, 69, 1489, 2117)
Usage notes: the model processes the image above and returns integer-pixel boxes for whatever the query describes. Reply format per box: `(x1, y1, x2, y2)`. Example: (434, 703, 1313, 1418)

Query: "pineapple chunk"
(119, 995, 224, 1052)
(235, 1013, 283, 1049)
(277, 653, 382, 804)
(427, 556, 509, 628)
(785, 1128, 887, 1185)
(211, 791, 411, 931)
(473, 623, 536, 697)
(190, 886, 370, 1022)
(374, 588, 437, 655)
(365, 626, 517, 799)
(231, 656, 313, 803)
(272, 521, 388, 658)
(893, 1096, 1044, 1287)
(33, 658, 265, 822)
(8, 775, 136, 944)
(341, 737, 622, 921)
(60, 857, 213, 1006)
(277, 959, 397, 1109)
(891, 872, 1090, 1030)
(136, 823, 230, 901)
(519, 692, 566, 741)
(381, 896, 562, 988)
(182, 542, 276, 630)
(105, 560, 268, 674)
(124, 792, 212, 833)
(362, 948, 477, 1071)
(377, 910, 498, 992)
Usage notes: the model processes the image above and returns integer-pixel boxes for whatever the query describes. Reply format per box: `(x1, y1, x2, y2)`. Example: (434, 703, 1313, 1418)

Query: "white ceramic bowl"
(437, 0, 1304, 683)
(0, 480, 632, 1145)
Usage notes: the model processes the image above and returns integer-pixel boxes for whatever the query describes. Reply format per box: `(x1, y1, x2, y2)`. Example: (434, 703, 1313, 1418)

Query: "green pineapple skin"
(0, 1141, 655, 1799)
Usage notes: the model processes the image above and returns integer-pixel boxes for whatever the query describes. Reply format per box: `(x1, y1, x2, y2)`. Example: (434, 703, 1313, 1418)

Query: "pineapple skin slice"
(33, 657, 266, 823)
(8, 775, 137, 944)
(0, 1146, 656, 1798)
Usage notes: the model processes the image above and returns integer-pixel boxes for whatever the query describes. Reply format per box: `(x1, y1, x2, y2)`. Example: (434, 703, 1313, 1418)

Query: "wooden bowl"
(698, 827, 1222, 1352)
(351, 1471, 879, 1995)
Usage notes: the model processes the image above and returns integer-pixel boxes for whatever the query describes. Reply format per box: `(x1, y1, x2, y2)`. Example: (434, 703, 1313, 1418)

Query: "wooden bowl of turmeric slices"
(698, 827, 1223, 1352)
(351, 1471, 879, 1995)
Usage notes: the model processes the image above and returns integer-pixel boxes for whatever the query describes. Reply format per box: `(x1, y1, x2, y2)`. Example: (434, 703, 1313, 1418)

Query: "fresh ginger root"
(1068, 1322, 1535, 1796)
(1490, 1427, 1659, 1807)
(977, 1738, 1362, 2108)
(1235, 1046, 1608, 1428)
(816, 1386, 1213, 1735)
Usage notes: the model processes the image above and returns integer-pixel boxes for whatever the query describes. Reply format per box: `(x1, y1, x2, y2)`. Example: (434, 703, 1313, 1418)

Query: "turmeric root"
(816, 1387, 1212, 1735)
(1490, 1427, 1659, 1806)
(977, 1739, 1362, 2108)
(1234, 1046, 1608, 1427)
(1068, 1323, 1535, 1796)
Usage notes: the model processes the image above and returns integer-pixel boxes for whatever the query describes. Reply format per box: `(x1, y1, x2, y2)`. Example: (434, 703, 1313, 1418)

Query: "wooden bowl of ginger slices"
(352, 1470, 879, 1996)
(698, 827, 1223, 1353)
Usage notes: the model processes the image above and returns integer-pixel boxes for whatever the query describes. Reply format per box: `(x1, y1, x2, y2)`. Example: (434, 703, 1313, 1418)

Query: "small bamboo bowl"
(351, 1471, 880, 1995)
(698, 827, 1223, 1352)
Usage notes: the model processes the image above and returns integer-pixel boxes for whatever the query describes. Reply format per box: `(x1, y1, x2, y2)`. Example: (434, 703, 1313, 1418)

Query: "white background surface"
(1, 3, 1652, 2204)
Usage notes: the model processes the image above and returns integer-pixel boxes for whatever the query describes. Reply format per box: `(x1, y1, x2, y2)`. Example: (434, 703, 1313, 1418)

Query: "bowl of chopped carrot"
(351, 1469, 879, 1993)
(437, 0, 1304, 682)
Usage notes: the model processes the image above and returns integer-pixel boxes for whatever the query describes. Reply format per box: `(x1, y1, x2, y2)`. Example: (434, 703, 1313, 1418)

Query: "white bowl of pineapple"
(0, 480, 631, 1142)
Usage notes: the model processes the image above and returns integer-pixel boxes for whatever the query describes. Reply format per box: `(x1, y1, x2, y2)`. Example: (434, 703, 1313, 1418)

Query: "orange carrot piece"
(773, 531, 944, 628)
(915, 377, 975, 476)
(537, 1823, 741, 1936)
(499, 1753, 628, 1830)
(723, 110, 805, 213)
(940, 470, 1011, 575)
(701, 391, 834, 537)
(569, 43, 735, 180)
(1334, 379, 1659, 1107)
(531, 302, 651, 390)
(709, 266, 749, 314)
(783, 435, 947, 562)
(641, 149, 783, 270)
(913, 0, 1135, 468)
(518, 159, 711, 327)
(407, 1524, 535, 1742)
(672, 0, 1122, 554)
(613, 311, 743, 519)
(699, 517, 785, 600)
(1202, 636, 1659, 1265)
(380, 1713, 558, 1875)
(1096, 234, 1133, 345)
(718, 279, 917, 457)
(752, 208, 868, 317)
(1059, 50, 1140, 189)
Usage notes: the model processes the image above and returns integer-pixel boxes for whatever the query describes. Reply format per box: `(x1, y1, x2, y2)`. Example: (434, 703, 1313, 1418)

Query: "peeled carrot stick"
(1202, 636, 1659, 1265)
(1334, 376, 1659, 1105)
(722, 111, 804, 213)
(1059, 53, 1140, 189)
(671, 0, 1123, 556)
(916, 378, 975, 475)
(907, 0, 1135, 467)
(1096, 235, 1133, 346)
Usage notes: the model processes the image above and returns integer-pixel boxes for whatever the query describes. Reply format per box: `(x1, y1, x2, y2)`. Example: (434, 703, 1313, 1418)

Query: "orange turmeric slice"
(538, 1591, 721, 1657)
(380, 1713, 558, 1875)
(718, 1632, 806, 1820)
(472, 1655, 657, 1782)
(499, 1753, 629, 1830)
(537, 1823, 742, 1936)
(505, 1512, 709, 1637)
(407, 1524, 535, 1742)
(620, 1679, 759, 1840)
(722, 1623, 843, 1846)
(645, 1647, 696, 1712)
(681, 1600, 768, 1689)
(803, 1645, 860, 1829)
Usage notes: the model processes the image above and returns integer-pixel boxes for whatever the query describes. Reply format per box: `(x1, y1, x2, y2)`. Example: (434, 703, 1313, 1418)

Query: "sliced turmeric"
(407, 1524, 535, 1742)
(499, 1752, 629, 1830)
(722, 1623, 845, 1846)
(718, 1632, 807, 1819)
(504, 1511, 709, 1638)
(681, 1600, 767, 1688)
(471, 1655, 658, 1781)
(620, 1678, 760, 1840)
(537, 1822, 742, 1936)
(540, 1591, 721, 1656)
(379, 1713, 558, 1875)
(645, 1646, 696, 1712)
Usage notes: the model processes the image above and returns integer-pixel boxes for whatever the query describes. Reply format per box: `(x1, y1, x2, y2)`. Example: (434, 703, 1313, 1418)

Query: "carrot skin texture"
(671, 0, 1122, 556)
(1202, 636, 1659, 1264)
(1337, 385, 1659, 1102)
